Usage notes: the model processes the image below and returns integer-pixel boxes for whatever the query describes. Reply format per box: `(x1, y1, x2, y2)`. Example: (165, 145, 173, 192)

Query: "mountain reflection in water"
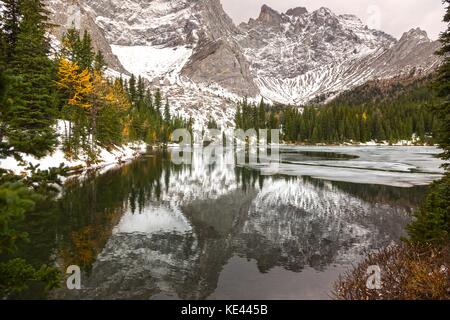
(18, 148, 428, 300)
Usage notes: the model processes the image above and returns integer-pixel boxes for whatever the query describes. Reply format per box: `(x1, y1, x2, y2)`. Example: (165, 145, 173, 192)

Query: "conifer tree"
(433, 0, 450, 163)
(57, 59, 94, 110)
(0, 29, 6, 68)
(258, 98, 266, 129)
(407, 0, 450, 244)
(79, 30, 94, 70)
(129, 74, 137, 104)
(94, 51, 106, 73)
(207, 117, 218, 129)
(145, 88, 153, 111)
(6, 0, 58, 156)
(137, 76, 145, 104)
(0, 180, 60, 296)
(164, 98, 171, 123)
(154, 88, 162, 113)
(93, 71, 131, 147)
(1, 0, 21, 59)
(0, 25, 8, 151)
(61, 27, 81, 62)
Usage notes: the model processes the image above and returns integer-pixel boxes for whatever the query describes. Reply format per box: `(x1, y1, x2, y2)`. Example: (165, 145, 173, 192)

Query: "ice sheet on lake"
(255, 146, 445, 188)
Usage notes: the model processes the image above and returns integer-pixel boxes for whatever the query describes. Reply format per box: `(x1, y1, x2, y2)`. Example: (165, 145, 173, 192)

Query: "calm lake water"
(14, 146, 444, 300)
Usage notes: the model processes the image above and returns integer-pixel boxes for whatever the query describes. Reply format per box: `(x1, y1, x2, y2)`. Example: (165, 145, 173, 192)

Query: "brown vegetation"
(334, 243, 450, 300)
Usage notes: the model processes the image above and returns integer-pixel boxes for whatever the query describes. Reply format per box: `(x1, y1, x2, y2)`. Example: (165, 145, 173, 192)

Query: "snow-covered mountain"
(45, 0, 442, 123)
(237, 6, 441, 104)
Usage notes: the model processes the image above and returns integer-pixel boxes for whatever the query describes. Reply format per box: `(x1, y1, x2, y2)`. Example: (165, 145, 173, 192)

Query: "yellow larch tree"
(56, 58, 94, 110)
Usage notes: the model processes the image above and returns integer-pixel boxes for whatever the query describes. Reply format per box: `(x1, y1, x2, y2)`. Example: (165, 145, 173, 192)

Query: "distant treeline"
(235, 77, 441, 144)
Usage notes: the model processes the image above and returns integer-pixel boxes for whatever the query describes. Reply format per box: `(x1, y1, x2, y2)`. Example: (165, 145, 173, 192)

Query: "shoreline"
(0, 142, 151, 178)
(1, 142, 441, 179)
(281, 141, 437, 147)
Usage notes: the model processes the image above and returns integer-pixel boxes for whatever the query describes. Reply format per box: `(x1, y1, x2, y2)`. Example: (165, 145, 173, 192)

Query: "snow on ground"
(0, 120, 147, 176)
(0, 143, 147, 176)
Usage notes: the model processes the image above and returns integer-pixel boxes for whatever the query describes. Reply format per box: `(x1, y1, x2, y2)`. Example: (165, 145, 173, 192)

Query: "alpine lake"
(12, 145, 445, 300)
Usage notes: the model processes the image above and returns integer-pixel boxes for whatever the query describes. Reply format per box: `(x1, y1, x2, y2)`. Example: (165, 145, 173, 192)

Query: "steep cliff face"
(179, 0, 259, 96)
(45, 0, 127, 73)
(74, 0, 258, 96)
(43, 1, 442, 120)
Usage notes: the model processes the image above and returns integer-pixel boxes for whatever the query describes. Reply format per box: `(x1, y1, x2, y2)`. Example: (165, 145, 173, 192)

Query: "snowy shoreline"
(282, 140, 436, 147)
(0, 142, 149, 177)
(1, 119, 151, 178)
(0, 140, 442, 185)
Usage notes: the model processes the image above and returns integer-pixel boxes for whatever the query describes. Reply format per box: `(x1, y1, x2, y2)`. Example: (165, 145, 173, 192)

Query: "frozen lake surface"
(254, 146, 445, 187)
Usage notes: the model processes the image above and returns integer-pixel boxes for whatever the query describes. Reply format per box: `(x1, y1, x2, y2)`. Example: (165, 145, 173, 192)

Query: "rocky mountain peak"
(257, 4, 282, 24)
(286, 7, 308, 17)
(309, 7, 338, 26)
(400, 27, 431, 43)
(315, 7, 333, 16)
(339, 14, 363, 24)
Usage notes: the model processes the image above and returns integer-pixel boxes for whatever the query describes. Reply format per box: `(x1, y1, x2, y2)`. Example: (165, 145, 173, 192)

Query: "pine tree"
(433, 0, 450, 162)
(94, 51, 106, 73)
(79, 30, 94, 70)
(164, 98, 171, 123)
(0, 180, 60, 296)
(207, 117, 218, 129)
(154, 88, 162, 113)
(1, 0, 21, 59)
(145, 88, 153, 111)
(0, 26, 8, 151)
(407, 1, 450, 244)
(61, 27, 81, 62)
(129, 74, 137, 104)
(6, 0, 58, 156)
(0, 29, 7, 68)
(258, 98, 266, 129)
(137, 75, 145, 104)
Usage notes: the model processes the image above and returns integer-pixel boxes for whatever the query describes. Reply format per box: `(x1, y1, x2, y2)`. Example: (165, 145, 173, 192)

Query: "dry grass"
(334, 243, 450, 300)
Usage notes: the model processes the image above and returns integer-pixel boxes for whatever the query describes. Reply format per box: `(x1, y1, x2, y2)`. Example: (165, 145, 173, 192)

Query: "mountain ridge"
(236, 4, 440, 104)
(43, 0, 442, 126)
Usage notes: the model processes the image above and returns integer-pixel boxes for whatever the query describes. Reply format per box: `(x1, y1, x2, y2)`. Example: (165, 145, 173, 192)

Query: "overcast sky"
(221, 0, 446, 40)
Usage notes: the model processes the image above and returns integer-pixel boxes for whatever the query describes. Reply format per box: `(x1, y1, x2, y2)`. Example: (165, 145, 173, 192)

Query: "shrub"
(334, 243, 450, 300)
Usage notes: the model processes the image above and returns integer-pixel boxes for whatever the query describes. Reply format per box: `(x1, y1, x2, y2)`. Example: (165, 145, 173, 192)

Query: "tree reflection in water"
(17, 148, 426, 299)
